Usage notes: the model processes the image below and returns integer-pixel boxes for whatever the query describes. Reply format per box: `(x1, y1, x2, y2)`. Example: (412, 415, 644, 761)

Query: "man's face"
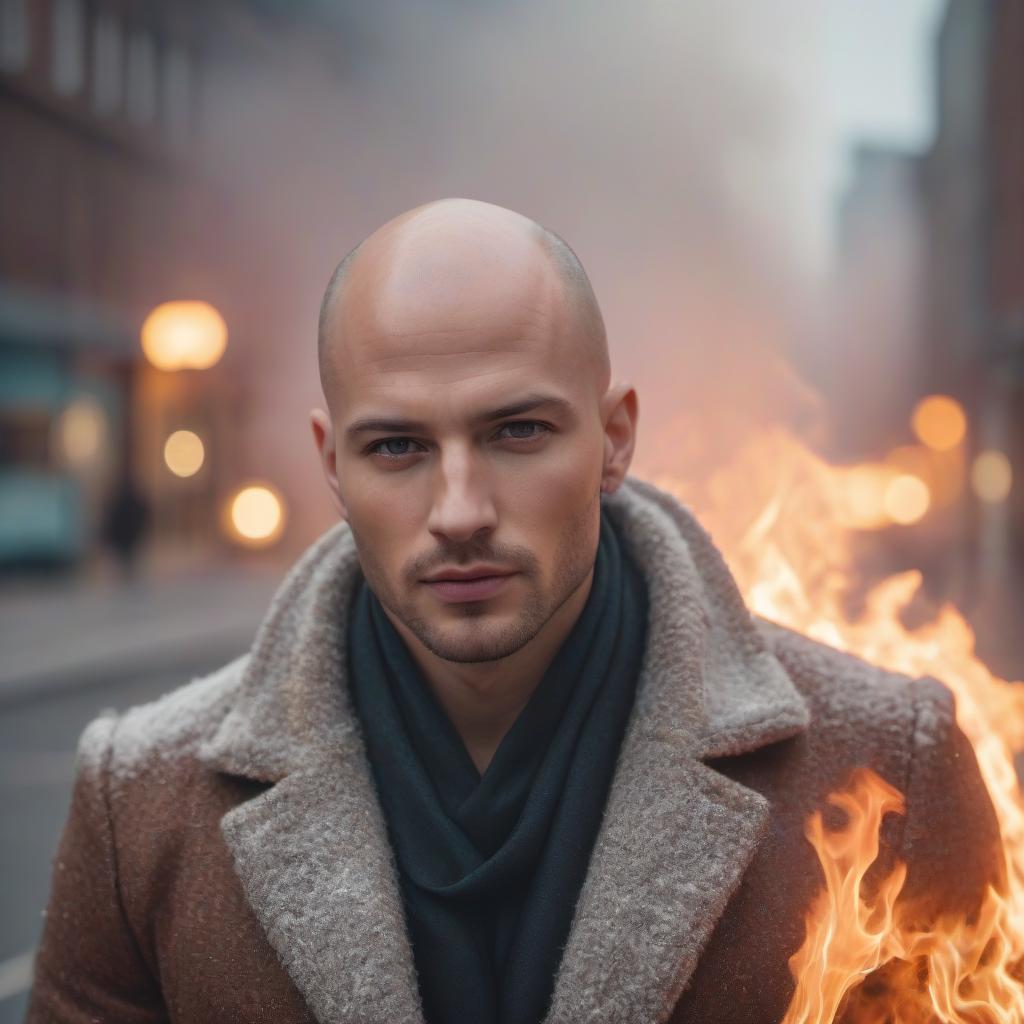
(319, 221, 609, 664)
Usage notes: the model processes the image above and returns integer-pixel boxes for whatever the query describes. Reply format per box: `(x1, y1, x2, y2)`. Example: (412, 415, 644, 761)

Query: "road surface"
(0, 568, 277, 1022)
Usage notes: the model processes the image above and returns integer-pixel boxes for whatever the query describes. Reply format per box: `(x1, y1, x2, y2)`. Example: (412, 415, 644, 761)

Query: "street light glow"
(55, 395, 107, 467)
(164, 430, 205, 477)
(141, 300, 228, 371)
(227, 483, 285, 546)
(971, 450, 1013, 504)
(911, 395, 967, 452)
(883, 473, 930, 525)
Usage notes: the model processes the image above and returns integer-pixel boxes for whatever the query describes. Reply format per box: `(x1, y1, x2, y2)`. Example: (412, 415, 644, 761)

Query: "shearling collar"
(199, 474, 809, 1024)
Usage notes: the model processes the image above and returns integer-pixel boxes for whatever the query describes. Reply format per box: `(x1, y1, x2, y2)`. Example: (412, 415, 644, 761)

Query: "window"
(51, 0, 84, 96)
(91, 11, 122, 115)
(0, 0, 29, 74)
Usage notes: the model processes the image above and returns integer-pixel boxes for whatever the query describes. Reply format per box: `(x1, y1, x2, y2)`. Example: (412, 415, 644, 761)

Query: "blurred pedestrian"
(99, 474, 151, 580)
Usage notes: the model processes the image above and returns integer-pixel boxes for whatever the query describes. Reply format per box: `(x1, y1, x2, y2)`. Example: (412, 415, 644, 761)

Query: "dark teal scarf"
(346, 504, 648, 1024)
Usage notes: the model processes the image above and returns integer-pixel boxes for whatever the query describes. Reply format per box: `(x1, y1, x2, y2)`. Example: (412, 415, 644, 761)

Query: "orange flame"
(783, 768, 908, 1024)
(781, 767, 1024, 1023)
(647, 426, 1024, 1021)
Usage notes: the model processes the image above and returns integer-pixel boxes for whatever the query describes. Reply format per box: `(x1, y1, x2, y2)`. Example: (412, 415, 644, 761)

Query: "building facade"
(0, 0, 326, 570)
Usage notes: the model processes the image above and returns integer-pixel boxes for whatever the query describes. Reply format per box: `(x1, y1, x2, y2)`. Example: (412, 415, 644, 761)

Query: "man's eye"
(498, 421, 549, 441)
(369, 438, 424, 458)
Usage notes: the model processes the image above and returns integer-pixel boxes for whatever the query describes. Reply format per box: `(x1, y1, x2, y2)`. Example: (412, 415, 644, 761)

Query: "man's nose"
(426, 447, 498, 542)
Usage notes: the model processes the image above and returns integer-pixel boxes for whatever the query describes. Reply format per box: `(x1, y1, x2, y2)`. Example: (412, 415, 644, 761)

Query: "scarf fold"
(347, 505, 649, 1024)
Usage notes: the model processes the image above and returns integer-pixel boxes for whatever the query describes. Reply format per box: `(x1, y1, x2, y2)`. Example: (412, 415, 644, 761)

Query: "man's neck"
(386, 567, 595, 776)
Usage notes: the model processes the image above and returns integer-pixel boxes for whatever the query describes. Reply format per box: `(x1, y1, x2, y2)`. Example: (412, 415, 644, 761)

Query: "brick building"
(0, 0, 345, 570)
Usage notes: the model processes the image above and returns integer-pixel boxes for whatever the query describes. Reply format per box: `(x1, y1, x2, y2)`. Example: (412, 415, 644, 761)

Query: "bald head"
(309, 198, 639, 668)
(317, 199, 609, 411)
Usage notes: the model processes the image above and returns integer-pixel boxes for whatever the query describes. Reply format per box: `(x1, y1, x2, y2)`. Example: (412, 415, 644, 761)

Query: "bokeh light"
(911, 395, 967, 452)
(884, 443, 964, 507)
(226, 483, 286, 547)
(141, 300, 228, 371)
(883, 473, 931, 525)
(971, 450, 1013, 504)
(837, 464, 891, 530)
(163, 430, 205, 478)
(54, 395, 107, 467)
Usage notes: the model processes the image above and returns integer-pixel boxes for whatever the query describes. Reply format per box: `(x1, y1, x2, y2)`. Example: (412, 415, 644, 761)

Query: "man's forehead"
(336, 312, 568, 377)
(333, 318, 590, 433)
(336, 344, 575, 422)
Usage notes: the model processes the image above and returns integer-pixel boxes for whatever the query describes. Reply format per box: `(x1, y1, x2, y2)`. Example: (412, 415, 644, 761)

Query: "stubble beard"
(357, 489, 601, 665)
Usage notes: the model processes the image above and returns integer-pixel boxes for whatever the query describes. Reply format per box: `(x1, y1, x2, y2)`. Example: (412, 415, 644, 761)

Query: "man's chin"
(415, 619, 537, 665)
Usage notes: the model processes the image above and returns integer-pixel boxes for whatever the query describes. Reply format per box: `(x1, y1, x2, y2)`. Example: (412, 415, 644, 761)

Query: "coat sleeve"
(898, 676, 1006, 923)
(25, 711, 168, 1024)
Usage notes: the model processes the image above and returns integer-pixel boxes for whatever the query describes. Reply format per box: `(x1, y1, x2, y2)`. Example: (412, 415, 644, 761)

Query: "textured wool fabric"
(347, 507, 648, 1024)
(25, 475, 1004, 1024)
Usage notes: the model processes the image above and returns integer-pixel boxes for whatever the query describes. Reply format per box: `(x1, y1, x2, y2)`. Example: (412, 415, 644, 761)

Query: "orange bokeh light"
(141, 301, 227, 371)
(911, 395, 967, 452)
(224, 482, 286, 547)
(972, 449, 1013, 504)
(883, 473, 931, 525)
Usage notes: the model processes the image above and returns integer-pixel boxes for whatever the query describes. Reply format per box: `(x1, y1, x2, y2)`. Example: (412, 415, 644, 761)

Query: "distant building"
(924, 0, 1024, 520)
(0, 0, 344, 571)
(1, 0, 216, 568)
(832, 144, 928, 457)
(922, 0, 1024, 662)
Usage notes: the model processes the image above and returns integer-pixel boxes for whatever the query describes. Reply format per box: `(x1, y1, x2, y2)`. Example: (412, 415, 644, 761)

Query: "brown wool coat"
(26, 476, 1003, 1024)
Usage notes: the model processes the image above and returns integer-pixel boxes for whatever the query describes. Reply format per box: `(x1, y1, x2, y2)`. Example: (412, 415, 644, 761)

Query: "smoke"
(198, 0, 834, 546)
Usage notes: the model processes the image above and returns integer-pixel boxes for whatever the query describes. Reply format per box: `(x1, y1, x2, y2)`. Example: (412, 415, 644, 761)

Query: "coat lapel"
(542, 477, 810, 1023)
(197, 475, 809, 1024)
(197, 524, 427, 1024)
(543, 759, 771, 1024)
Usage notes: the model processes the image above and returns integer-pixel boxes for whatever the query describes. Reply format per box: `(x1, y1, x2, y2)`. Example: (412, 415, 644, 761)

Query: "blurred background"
(1, 0, 1022, 1017)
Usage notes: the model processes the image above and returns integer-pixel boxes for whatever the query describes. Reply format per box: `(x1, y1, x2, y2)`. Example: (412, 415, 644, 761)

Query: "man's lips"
(422, 565, 515, 582)
(423, 573, 517, 603)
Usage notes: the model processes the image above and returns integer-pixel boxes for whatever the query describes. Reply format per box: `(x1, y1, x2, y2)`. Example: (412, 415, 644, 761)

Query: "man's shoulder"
(78, 653, 250, 785)
(755, 617, 956, 744)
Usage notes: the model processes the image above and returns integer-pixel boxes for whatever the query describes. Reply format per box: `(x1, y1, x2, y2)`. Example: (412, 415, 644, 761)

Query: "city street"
(3, 0, 1023, 1017)
(0, 569, 278, 1021)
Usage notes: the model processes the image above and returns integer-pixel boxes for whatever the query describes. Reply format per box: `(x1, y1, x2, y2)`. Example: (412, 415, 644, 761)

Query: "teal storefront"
(0, 283, 132, 568)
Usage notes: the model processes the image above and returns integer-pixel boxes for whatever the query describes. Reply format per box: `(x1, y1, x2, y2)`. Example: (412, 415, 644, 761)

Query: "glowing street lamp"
(55, 395, 108, 467)
(911, 395, 967, 452)
(141, 301, 227, 371)
(224, 482, 286, 548)
(164, 430, 205, 478)
(971, 450, 1013, 504)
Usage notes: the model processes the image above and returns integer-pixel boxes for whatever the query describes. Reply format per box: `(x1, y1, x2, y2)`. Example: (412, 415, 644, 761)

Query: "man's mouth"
(423, 573, 517, 603)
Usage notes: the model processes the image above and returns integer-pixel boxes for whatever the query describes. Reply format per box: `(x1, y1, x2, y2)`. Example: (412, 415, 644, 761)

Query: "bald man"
(29, 199, 1003, 1024)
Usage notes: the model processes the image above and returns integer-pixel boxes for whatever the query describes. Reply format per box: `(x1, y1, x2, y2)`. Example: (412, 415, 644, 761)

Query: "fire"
(648, 426, 1024, 1021)
(781, 767, 1023, 1023)
(783, 768, 908, 1024)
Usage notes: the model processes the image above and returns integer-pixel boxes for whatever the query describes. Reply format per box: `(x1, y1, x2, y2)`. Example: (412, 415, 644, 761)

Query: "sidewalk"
(0, 566, 281, 705)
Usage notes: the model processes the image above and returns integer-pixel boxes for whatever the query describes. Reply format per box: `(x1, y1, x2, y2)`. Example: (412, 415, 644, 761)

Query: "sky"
(825, 0, 947, 208)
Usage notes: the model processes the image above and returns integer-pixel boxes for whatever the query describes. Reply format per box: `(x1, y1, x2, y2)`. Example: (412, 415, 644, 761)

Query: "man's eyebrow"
(344, 392, 575, 440)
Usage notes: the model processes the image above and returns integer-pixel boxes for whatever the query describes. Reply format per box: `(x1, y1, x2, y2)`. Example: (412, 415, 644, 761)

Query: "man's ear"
(310, 407, 349, 520)
(600, 381, 639, 495)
